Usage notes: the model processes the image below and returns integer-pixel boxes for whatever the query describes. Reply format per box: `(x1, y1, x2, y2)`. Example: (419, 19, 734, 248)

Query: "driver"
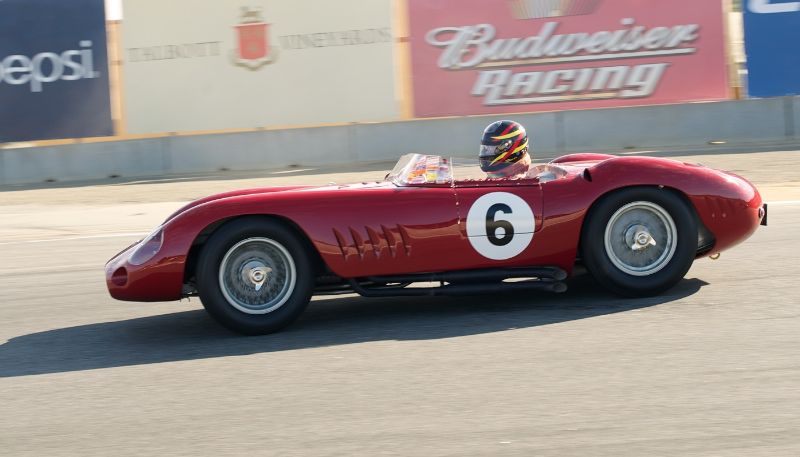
(479, 120, 531, 178)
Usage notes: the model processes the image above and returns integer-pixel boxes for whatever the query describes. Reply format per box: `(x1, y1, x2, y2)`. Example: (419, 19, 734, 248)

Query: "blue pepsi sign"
(0, 0, 112, 142)
(744, 0, 800, 97)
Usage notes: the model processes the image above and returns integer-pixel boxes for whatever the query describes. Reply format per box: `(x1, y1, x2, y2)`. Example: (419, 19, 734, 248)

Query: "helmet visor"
(479, 144, 506, 158)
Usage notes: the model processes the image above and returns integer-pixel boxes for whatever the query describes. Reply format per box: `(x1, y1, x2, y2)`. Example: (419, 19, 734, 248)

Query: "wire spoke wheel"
(581, 188, 697, 297)
(197, 218, 314, 334)
(218, 237, 297, 314)
(603, 201, 677, 276)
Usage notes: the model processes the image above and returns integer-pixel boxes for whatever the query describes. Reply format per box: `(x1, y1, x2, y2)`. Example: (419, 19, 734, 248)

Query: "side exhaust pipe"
(348, 266, 568, 297)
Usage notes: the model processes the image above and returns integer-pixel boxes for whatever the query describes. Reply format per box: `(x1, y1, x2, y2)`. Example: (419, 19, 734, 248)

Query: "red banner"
(408, 0, 730, 117)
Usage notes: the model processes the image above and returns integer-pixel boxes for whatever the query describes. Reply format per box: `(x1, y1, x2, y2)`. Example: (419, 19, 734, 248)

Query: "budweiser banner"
(123, 0, 397, 134)
(407, 0, 730, 117)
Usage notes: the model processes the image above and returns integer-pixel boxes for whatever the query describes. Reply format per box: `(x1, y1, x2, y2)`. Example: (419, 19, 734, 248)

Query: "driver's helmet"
(479, 120, 531, 178)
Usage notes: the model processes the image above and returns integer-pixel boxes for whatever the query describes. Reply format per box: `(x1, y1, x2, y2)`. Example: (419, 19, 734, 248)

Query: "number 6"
(486, 203, 515, 246)
(466, 192, 535, 261)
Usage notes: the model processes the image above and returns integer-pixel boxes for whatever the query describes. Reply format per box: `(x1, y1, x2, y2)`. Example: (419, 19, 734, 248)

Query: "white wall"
(121, 0, 399, 134)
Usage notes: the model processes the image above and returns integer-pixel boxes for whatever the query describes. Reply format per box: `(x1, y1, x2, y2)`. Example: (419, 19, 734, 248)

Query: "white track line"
(0, 232, 147, 246)
(0, 263, 100, 275)
(767, 200, 800, 206)
(271, 168, 316, 174)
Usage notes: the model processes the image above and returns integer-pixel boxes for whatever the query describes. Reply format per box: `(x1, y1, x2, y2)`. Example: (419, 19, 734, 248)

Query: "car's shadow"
(0, 276, 706, 378)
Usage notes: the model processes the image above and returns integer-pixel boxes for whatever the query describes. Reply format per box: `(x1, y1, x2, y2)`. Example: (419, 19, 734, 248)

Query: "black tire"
(581, 187, 697, 297)
(196, 217, 314, 335)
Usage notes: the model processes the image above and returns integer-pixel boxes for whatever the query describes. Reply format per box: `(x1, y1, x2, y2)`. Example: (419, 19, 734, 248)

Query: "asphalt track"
(1, 148, 799, 456)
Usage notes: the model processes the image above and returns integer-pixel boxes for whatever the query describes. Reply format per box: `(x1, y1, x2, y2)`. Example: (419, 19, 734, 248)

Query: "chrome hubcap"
(626, 225, 657, 251)
(241, 261, 272, 291)
(604, 201, 677, 276)
(219, 237, 296, 314)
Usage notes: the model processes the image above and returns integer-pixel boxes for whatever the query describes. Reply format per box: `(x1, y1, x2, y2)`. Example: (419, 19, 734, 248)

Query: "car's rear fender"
(576, 185, 711, 260)
(541, 164, 708, 266)
(570, 157, 761, 257)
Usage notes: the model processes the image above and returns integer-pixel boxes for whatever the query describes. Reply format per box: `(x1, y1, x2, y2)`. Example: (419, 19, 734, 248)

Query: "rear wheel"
(581, 187, 697, 297)
(196, 217, 314, 335)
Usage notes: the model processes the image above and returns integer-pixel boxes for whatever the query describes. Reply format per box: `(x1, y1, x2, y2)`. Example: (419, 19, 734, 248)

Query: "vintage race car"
(106, 153, 767, 334)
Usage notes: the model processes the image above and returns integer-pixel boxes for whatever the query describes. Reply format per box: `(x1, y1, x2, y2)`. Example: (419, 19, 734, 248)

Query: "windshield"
(386, 154, 487, 186)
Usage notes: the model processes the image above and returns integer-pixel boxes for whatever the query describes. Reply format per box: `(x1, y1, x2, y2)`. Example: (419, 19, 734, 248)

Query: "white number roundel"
(466, 192, 535, 260)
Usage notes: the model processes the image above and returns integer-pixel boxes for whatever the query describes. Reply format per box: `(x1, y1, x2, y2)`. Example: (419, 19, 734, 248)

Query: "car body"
(106, 153, 766, 334)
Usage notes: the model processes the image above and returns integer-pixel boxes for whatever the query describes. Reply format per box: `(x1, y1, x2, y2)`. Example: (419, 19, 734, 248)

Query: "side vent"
(332, 229, 349, 260)
(366, 226, 383, 259)
(348, 228, 366, 260)
(381, 225, 397, 258)
(333, 225, 411, 261)
(397, 225, 412, 256)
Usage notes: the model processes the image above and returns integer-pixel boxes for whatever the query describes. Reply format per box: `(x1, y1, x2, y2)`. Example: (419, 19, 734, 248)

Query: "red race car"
(106, 153, 767, 334)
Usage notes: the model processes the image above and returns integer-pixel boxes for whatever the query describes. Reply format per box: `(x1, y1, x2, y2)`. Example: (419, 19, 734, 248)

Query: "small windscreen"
(386, 154, 453, 186)
(386, 154, 555, 185)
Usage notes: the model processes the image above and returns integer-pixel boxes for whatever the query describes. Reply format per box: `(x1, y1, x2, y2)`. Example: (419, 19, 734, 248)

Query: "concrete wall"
(2, 96, 799, 186)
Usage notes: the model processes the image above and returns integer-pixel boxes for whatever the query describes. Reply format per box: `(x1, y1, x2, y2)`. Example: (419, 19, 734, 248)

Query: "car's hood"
(164, 185, 311, 223)
(163, 182, 392, 223)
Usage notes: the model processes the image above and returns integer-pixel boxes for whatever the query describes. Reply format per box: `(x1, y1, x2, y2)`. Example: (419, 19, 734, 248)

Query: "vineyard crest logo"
(231, 7, 277, 69)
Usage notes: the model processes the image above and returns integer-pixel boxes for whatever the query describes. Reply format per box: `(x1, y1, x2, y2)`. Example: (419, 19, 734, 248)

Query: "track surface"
(1, 149, 799, 456)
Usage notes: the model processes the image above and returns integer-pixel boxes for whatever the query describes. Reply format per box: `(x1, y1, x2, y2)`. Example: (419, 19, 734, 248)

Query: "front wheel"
(581, 187, 697, 297)
(196, 217, 314, 335)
